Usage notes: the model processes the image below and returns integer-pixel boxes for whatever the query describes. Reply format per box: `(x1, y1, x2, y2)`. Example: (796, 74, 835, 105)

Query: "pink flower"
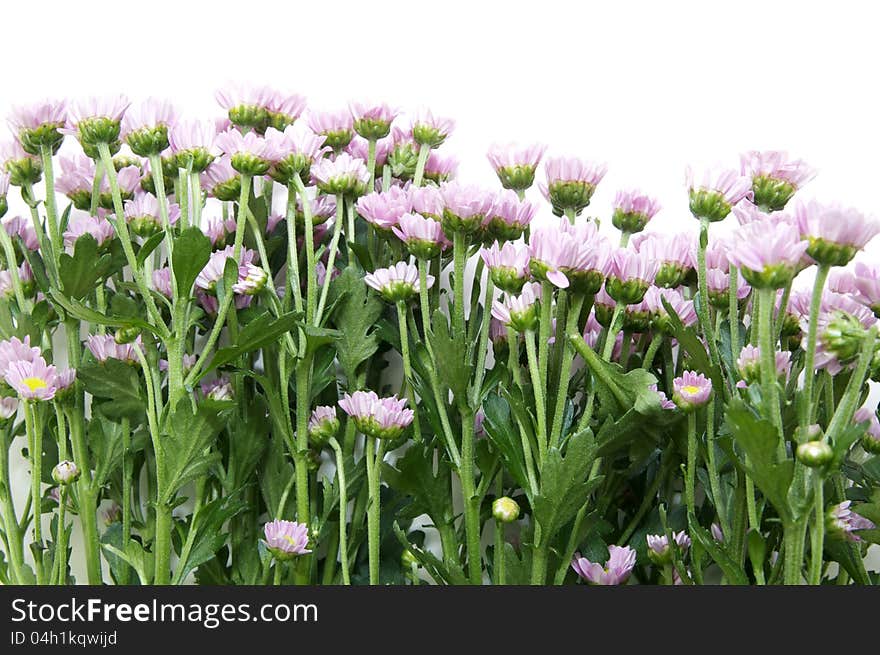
(265, 90, 307, 124)
(528, 227, 570, 288)
(85, 334, 141, 364)
(123, 192, 181, 236)
(8, 100, 67, 133)
(686, 165, 752, 206)
(571, 545, 636, 585)
(481, 242, 530, 283)
(543, 156, 607, 187)
(347, 135, 393, 168)
(812, 292, 877, 374)
(264, 125, 329, 170)
(650, 383, 676, 410)
(487, 142, 547, 172)
(392, 212, 448, 258)
(794, 199, 880, 265)
(306, 109, 354, 135)
(65, 95, 130, 131)
(169, 119, 218, 154)
(424, 151, 458, 182)
(215, 128, 278, 173)
(338, 390, 414, 440)
(263, 519, 311, 559)
(409, 186, 444, 218)
(854, 406, 880, 448)
(201, 376, 234, 401)
(215, 84, 274, 112)
(672, 370, 713, 409)
(201, 156, 240, 198)
(827, 501, 875, 542)
(853, 262, 880, 316)
(63, 211, 115, 248)
(740, 150, 816, 189)
(3, 216, 39, 251)
(311, 153, 370, 195)
(483, 190, 537, 240)
(736, 344, 792, 384)
(121, 98, 179, 137)
(350, 101, 399, 140)
(612, 189, 661, 232)
(196, 245, 257, 293)
(308, 406, 339, 438)
(491, 282, 542, 332)
(644, 287, 697, 328)
(727, 221, 809, 288)
(410, 109, 455, 147)
(364, 261, 432, 302)
(439, 182, 495, 232)
(647, 531, 691, 557)
(0, 336, 42, 378)
(152, 267, 173, 297)
(5, 356, 59, 401)
(356, 187, 412, 230)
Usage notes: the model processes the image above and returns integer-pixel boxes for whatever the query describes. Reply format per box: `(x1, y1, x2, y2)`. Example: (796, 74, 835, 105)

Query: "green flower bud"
(751, 175, 797, 213)
(52, 460, 80, 485)
(688, 189, 732, 223)
(796, 440, 833, 467)
(492, 496, 520, 523)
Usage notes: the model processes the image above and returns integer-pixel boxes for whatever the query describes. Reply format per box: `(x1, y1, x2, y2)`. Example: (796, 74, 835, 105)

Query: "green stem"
(290, 177, 317, 323)
(314, 196, 345, 325)
(758, 287, 784, 448)
(38, 145, 62, 278)
(729, 266, 741, 363)
(0, 428, 24, 584)
(329, 437, 351, 585)
(808, 475, 824, 585)
(120, 416, 132, 585)
(285, 185, 304, 314)
(365, 436, 387, 585)
(538, 280, 553, 393)
(643, 332, 663, 370)
(471, 276, 495, 406)
(800, 264, 830, 429)
(696, 217, 721, 366)
(231, 173, 252, 261)
(704, 398, 729, 537)
(294, 356, 312, 527)
(686, 411, 698, 518)
(65, 403, 101, 584)
(452, 231, 467, 340)
(53, 486, 69, 584)
(413, 144, 430, 188)
(525, 330, 548, 466)
(367, 139, 377, 192)
(418, 258, 433, 344)
(24, 402, 45, 584)
(96, 143, 166, 332)
(396, 302, 421, 441)
(549, 295, 584, 447)
(460, 406, 482, 585)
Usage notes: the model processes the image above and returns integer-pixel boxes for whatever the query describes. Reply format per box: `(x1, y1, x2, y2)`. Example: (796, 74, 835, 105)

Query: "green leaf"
(724, 399, 793, 523)
(171, 227, 212, 298)
(431, 310, 470, 409)
(58, 234, 112, 299)
(482, 393, 531, 494)
(688, 513, 749, 585)
(200, 311, 302, 377)
(157, 399, 225, 502)
(136, 231, 167, 268)
(382, 442, 453, 528)
(76, 359, 146, 420)
(48, 291, 158, 334)
(532, 429, 601, 544)
(329, 266, 382, 383)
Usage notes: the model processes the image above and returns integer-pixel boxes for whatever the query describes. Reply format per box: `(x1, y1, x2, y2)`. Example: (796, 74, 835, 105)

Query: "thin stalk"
(38, 145, 62, 275)
(550, 295, 585, 447)
(686, 411, 698, 517)
(808, 475, 824, 585)
(365, 436, 388, 585)
(471, 276, 495, 406)
(525, 330, 548, 466)
(460, 406, 482, 585)
(800, 264, 830, 429)
(396, 302, 421, 441)
(24, 402, 45, 584)
(329, 437, 351, 585)
(413, 144, 430, 188)
(696, 217, 721, 366)
(758, 287, 784, 446)
(314, 196, 345, 325)
(729, 266, 741, 361)
(0, 428, 24, 583)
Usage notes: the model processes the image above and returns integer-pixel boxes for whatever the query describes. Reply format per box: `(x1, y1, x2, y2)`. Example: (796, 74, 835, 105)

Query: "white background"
(2, 0, 879, 581)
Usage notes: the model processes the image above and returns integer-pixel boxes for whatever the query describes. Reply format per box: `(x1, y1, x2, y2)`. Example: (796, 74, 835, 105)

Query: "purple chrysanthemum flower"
(735, 344, 792, 386)
(196, 245, 257, 294)
(727, 221, 809, 289)
(409, 185, 444, 219)
(491, 282, 542, 332)
(8, 99, 67, 153)
(5, 355, 59, 401)
(672, 370, 712, 410)
(215, 128, 278, 175)
(392, 212, 448, 259)
(439, 181, 495, 234)
(200, 156, 241, 201)
(605, 248, 659, 305)
(410, 109, 455, 148)
(263, 519, 311, 560)
(85, 334, 141, 364)
(338, 390, 414, 440)
(486, 142, 547, 191)
(644, 287, 697, 332)
(646, 531, 691, 559)
(121, 98, 179, 156)
(306, 110, 354, 150)
(740, 150, 816, 211)
(612, 189, 661, 234)
(571, 545, 636, 586)
(811, 292, 877, 375)
(311, 153, 370, 196)
(540, 156, 607, 216)
(123, 192, 181, 237)
(794, 199, 880, 267)
(481, 241, 531, 294)
(528, 226, 571, 289)
(686, 165, 752, 222)
(826, 501, 875, 543)
(356, 186, 412, 231)
(364, 261, 433, 303)
(201, 376, 234, 402)
(168, 119, 218, 172)
(349, 102, 399, 141)
(307, 405, 340, 445)
(632, 232, 694, 288)
(853, 261, 880, 318)
(482, 189, 537, 242)
(423, 151, 458, 184)
(63, 211, 116, 248)
(650, 383, 676, 410)
(264, 125, 329, 184)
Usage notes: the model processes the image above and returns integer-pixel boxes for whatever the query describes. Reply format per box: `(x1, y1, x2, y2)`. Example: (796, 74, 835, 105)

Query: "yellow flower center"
(682, 385, 701, 395)
(21, 377, 48, 392)
(283, 535, 299, 546)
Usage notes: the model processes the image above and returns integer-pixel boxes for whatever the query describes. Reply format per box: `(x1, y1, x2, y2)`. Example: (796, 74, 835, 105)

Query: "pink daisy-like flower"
(169, 119, 218, 154)
(3, 215, 39, 251)
(196, 245, 257, 293)
(215, 128, 278, 175)
(123, 192, 181, 236)
(65, 95, 130, 130)
(735, 344, 792, 385)
(812, 292, 877, 374)
(612, 189, 661, 233)
(486, 142, 547, 191)
(853, 262, 880, 317)
(364, 261, 433, 303)
(338, 390, 414, 440)
(650, 383, 676, 411)
(311, 153, 370, 196)
(740, 150, 816, 189)
(356, 186, 412, 231)
(201, 376, 234, 402)
(528, 227, 570, 289)
(571, 545, 636, 586)
(439, 181, 495, 234)
(0, 336, 41, 379)
(85, 334, 141, 364)
(827, 501, 875, 543)
(306, 110, 354, 150)
(483, 189, 537, 241)
(8, 99, 67, 133)
(727, 221, 809, 289)
(644, 286, 697, 330)
(121, 98, 179, 137)
(392, 212, 448, 259)
(5, 355, 59, 401)
(672, 370, 713, 410)
(263, 519, 311, 560)
(686, 165, 753, 222)
(540, 156, 607, 215)
(491, 282, 542, 332)
(854, 406, 880, 452)
(152, 267, 173, 298)
(63, 211, 116, 248)
(647, 531, 691, 558)
(349, 101, 399, 139)
(633, 232, 694, 288)
(794, 199, 880, 267)
(481, 241, 531, 293)
(409, 186, 444, 219)
(307, 405, 340, 445)
(424, 151, 458, 183)
(200, 156, 240, 200)
(410, 109, 455, 148)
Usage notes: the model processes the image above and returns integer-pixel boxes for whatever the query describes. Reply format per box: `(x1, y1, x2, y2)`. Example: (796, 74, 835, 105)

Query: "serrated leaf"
(59, 234, 112, 299)
(171, 227, 212, 298)
(77, 359, 146, 420)
(482, 393, 531, 495)
(431, 310, 470, 409)
(330, 266, 382, 383)
(200, 311, 302, 377)
(158, 399, 225, 502)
